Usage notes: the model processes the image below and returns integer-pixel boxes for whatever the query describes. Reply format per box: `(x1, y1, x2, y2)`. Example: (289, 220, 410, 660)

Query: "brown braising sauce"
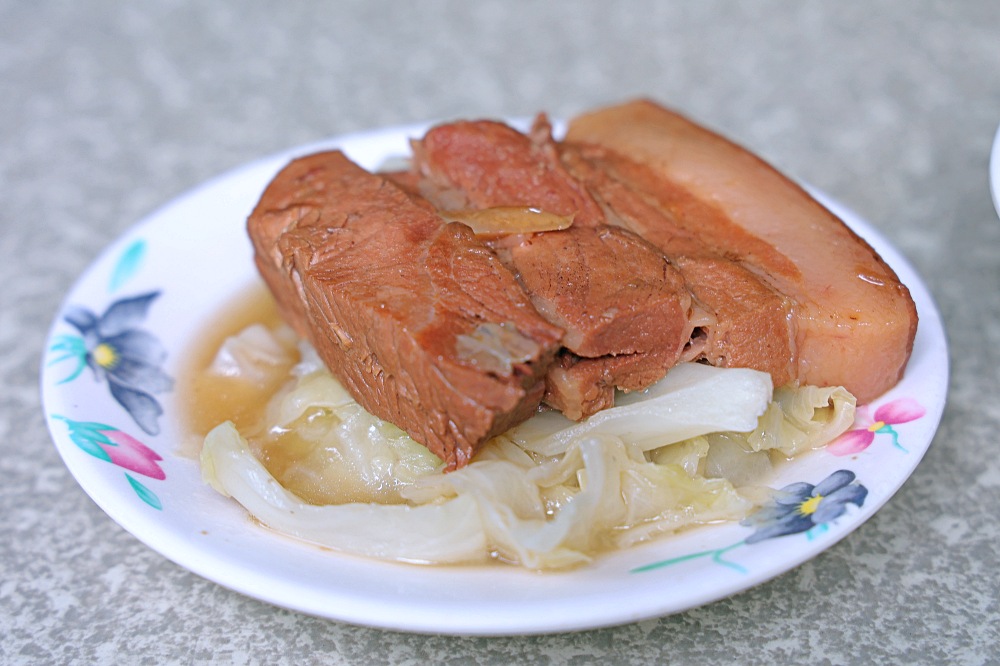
(178, 282, 298, 454)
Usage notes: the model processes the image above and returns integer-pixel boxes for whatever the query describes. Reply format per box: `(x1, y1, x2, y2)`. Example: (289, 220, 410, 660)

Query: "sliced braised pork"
(246, 101, 918, 469)
(565, 100, 917, 403)
(557, 144, 798, 386)
(412, 119, 694, 417)
(247, 151, 563, 469)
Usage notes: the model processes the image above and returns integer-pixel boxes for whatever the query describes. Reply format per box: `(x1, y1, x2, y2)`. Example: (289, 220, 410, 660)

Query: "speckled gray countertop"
(3, 2, 999, 664)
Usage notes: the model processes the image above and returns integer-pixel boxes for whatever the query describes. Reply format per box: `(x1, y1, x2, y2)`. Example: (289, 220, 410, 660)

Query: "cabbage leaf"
(199, 327, 856, 570)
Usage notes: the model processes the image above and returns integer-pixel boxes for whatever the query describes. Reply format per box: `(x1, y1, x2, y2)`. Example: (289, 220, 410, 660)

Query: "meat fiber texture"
(247, 151, 562, 470)
(412, 119, 695, 419)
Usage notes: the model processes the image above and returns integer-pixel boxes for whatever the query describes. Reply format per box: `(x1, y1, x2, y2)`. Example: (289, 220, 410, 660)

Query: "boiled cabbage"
(199, 326, 856, 569)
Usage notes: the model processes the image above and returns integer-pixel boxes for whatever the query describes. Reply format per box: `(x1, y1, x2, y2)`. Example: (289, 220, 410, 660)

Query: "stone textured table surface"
(3, 2, 998, 664)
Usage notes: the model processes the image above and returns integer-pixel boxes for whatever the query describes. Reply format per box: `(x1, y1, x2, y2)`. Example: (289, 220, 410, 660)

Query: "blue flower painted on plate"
(632, 470, 868, 574)
(741, 469, 868, 544)
(48, 292, 173, 435)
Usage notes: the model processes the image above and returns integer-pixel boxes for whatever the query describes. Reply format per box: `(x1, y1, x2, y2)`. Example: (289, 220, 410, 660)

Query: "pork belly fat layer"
(247, 150, 562, 469)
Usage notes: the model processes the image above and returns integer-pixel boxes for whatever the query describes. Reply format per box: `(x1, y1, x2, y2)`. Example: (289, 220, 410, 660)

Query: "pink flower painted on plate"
(827, 398, 925, 456)
(97, 428, 166, 479)
(52, 415, 165, 509)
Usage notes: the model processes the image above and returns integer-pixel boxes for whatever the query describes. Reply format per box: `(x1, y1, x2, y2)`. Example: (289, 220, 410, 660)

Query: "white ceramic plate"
(41, 122, 948, 636)
(990, 123, 1000, 219)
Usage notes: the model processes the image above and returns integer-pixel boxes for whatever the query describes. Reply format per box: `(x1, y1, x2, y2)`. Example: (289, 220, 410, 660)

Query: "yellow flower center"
(868, 420, 886, 432)
(799, 494, 823, 516)
(92, 343, 118, 369)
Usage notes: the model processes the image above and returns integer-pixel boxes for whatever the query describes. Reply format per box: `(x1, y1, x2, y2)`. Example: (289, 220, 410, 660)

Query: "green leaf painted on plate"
(48, 335, 89, 384)
(126, 473, 163, 510)
(109, 239, 146, 293)
(53, 415, 115, 462)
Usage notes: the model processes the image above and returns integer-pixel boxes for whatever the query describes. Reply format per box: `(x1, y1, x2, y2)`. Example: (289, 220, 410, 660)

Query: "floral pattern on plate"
(827, 398, 926, 455)
(46, 238, 171, 509)
(632, 470, 869, 574)
(51, 416, 165, 509)
(49, 291, 173, 436)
